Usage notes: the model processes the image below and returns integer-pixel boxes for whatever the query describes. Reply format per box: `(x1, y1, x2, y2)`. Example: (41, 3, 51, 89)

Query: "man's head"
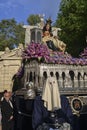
(4, 91, 10, 101)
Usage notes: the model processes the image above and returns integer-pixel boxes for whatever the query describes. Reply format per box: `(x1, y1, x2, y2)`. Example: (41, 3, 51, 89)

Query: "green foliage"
(55, 0, 87, 57)
(0, 19, 25, 51)
(27, 14, 41, 25)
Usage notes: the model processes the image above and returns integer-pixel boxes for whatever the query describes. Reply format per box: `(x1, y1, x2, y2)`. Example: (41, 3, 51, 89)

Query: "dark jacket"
(1, 98, 14, 130)
(32, 95, 73, 130)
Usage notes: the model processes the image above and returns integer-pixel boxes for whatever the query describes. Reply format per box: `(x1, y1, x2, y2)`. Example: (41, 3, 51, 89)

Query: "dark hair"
(43, 23, 52, 33)
(3, 90, 8, 93)
(3, 90, 7, 94)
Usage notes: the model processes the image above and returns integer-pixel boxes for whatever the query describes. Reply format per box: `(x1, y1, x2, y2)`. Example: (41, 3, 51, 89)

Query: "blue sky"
(0, 0, 61, 24)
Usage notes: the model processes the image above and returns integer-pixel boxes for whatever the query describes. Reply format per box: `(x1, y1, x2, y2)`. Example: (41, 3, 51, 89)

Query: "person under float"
(32, 72, 73, 130)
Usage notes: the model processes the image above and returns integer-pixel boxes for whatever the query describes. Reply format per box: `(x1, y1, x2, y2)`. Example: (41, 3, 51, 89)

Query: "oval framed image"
(71, 97, 83, 113)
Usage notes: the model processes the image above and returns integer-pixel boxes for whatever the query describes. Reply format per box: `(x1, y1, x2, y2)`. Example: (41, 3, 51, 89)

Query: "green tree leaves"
(27, 14, 41, 25)
(55, 0, 87, 57)
(0, 19, 25, 51)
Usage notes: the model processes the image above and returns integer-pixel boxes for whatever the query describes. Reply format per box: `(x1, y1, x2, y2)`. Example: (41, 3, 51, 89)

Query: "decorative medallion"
(71, 97, 83, 113)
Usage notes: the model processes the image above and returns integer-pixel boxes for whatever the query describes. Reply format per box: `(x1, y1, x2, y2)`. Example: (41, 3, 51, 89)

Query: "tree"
(55, 0, 87, 57)
(27, 14, 41, 25)
(0, 19, 25, 51)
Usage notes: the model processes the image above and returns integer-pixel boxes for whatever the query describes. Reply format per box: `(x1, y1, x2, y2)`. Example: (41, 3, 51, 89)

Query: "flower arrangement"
(22, 42, 50, 62)
(22, 42, 87, 65)
(16, 43, 87, 78)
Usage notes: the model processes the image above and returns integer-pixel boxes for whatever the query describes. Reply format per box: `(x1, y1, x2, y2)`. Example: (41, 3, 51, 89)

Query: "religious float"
(14, 19, 87, 117)
(10, 18, 87, 130)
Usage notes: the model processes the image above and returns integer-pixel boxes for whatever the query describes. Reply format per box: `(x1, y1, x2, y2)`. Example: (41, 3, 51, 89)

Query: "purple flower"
(22, 43, 87, 65)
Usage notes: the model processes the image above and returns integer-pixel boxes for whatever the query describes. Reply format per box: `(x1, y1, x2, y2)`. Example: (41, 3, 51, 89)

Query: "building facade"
(0, 45, 23, 91)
